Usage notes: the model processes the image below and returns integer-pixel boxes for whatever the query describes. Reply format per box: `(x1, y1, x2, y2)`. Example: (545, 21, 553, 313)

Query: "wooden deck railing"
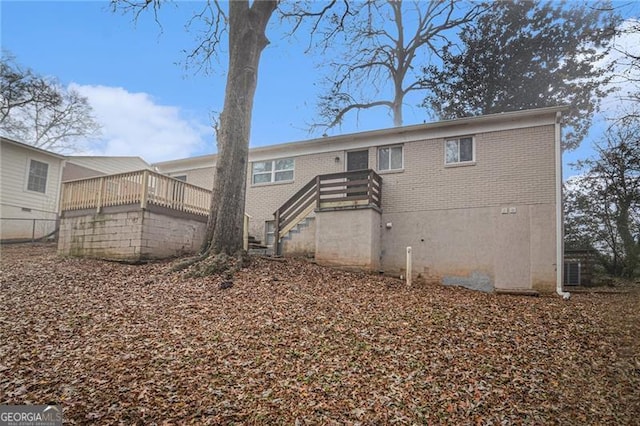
(61, 169, 212, 216)
(273, 169, 382, 254)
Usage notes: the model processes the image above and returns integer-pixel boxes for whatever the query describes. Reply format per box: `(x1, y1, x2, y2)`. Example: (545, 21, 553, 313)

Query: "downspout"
(555, 111, 570, 300)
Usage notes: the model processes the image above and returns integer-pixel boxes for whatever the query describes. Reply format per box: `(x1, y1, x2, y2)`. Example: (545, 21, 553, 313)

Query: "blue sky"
(2, 1, 638, 179)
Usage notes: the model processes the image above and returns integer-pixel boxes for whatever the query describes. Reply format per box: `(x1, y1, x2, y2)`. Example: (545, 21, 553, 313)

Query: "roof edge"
(0, 136, 67, 159)
(152, 106, 568, 167)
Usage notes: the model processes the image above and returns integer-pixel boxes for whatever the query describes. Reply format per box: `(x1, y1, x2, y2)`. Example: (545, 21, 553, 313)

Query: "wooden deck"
(61, 169, 211, 216)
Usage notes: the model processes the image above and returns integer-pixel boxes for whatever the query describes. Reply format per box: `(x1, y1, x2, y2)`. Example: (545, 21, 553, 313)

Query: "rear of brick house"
(152, 106, 564, 293)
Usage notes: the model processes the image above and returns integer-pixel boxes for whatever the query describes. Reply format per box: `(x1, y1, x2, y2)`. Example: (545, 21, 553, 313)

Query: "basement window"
(252, 158, 294, 184)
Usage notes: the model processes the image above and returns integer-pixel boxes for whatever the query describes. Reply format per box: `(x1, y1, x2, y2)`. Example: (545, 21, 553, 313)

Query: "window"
(378, 145, 403, 171)
(265, 221, 276, 246)
(27, 159, 48, 193)
(252, 158, 294, 184)
(173, 175, 187, 182)
(445, 136, 474, 165)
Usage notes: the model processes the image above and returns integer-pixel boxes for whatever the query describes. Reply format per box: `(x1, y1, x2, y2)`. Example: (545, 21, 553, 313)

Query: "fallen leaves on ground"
(1, 243, 639, 424)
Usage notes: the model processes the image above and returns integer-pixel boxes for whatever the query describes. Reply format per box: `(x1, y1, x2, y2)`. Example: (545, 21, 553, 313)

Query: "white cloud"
(70, 84, 210, 163)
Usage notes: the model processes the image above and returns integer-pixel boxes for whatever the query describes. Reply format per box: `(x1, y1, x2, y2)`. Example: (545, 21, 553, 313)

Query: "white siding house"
(1, 137, 66, 241)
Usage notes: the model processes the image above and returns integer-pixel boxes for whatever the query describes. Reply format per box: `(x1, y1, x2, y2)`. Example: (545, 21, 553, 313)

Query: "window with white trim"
(27, 159, 49, 193)
(445, 136, 474, 165)
(378, 145, 403, 171)
(252, 158, 294, 184)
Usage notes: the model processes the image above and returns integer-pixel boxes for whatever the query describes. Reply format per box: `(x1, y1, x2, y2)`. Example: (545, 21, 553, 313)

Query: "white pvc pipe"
(406, 246, 412, 287)
(555, 111, 571, 300)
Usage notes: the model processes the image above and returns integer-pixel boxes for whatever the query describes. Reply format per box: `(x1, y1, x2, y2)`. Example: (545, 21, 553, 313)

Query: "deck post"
(368, 170, 374, 206)
(274, 208, 281, 256)
(96, 176, 105, 213)
(315, 175, 321, 209)
(376, 174, 382, 208)
(140, 170, 149, 210)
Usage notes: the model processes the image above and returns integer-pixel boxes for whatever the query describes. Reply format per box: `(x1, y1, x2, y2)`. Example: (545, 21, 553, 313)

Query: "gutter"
(555, 111, 571, 300)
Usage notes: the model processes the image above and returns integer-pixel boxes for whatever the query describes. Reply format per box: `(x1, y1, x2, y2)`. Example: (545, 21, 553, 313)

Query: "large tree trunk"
(201, 0, 277, 255)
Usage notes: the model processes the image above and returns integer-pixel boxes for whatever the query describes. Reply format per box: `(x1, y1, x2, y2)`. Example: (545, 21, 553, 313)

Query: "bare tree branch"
(310, 97, 394, 131)
(312, 0, 485, 130)
(184, 0, 227, 74)
(1, 55, 101, 152)
(279, 0, 353, 53)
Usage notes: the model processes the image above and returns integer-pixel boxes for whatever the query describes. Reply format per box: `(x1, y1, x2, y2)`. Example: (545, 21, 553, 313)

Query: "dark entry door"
(347, 150, 369, 171)
(346, 150, 369, 197)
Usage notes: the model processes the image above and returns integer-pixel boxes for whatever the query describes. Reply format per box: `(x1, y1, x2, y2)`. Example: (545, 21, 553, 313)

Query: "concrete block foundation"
(58, 205, 206, 262)
(314, 207, 381, 271)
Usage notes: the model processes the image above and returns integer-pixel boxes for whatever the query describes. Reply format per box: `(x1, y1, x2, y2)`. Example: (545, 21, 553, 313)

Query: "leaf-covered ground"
(1, 243, 639, 425)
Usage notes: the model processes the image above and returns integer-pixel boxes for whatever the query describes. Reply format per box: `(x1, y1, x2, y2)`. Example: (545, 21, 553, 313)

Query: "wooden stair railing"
(273, 169, 382, 255)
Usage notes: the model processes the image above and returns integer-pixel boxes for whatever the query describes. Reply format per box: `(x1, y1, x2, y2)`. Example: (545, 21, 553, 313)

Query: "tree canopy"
(425, 0, 619, 150)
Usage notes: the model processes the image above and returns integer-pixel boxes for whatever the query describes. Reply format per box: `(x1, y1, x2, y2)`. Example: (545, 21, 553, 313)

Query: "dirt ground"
(1, 243, 639, 424)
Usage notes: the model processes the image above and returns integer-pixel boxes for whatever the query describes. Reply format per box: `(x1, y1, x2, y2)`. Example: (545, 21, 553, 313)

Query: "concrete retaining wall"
(58, 207, 206, 262)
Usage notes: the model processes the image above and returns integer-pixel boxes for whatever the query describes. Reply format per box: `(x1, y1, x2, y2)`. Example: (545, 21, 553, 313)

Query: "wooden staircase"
(273, 169, 382, 255)
(247, 235, 272, 255)
(248, 235, 267, 249)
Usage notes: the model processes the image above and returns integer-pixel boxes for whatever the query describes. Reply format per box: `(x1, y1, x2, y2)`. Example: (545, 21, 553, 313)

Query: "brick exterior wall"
(380, 125, 555, 214)
(244, 150, 347, 239)
(163, 124, 555, 247)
